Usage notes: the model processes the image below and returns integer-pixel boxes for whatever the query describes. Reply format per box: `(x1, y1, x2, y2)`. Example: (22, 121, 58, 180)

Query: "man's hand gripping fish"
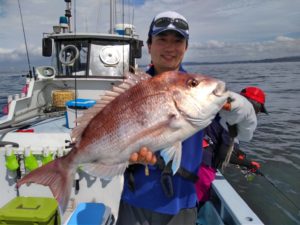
(17, 70, 229, 212)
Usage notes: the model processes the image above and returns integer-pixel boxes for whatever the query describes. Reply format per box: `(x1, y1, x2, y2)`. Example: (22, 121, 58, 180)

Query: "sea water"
(186, 61, 300, 225)
(0, 62, 300, 225)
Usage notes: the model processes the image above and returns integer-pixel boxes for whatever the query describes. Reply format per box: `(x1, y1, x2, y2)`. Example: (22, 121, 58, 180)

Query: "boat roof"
(47, 32, 140, 41)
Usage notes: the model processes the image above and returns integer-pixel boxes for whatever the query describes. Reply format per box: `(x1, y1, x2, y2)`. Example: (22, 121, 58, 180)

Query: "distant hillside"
(183, 56, 300, 66)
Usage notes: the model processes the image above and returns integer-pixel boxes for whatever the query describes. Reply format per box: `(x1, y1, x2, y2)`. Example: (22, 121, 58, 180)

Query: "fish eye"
(187, 78, 199, 88)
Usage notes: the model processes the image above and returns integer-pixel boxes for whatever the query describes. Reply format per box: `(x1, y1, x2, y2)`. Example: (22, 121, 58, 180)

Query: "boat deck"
(0, 115, 264, 225)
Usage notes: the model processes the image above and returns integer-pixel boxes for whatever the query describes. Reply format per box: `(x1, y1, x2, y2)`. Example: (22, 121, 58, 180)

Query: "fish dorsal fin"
(71, 70, 152, 143)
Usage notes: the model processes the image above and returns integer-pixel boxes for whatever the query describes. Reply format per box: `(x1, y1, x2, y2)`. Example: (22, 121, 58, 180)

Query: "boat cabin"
(41, 32, 143, 79)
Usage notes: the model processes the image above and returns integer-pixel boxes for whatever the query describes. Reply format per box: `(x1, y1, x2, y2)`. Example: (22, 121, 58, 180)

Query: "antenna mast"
(110, 0, 116, 34)
(17, 0, 32, 77)
(65, 0, 72, 32)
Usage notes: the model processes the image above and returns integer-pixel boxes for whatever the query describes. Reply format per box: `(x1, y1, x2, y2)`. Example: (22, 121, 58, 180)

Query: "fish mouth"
(213, 81, 227, 97)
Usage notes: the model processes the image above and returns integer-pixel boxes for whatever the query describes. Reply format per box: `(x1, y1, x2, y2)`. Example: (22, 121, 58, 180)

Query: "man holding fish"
(116, 11, 257, 225)
(17, 11, 257, 225)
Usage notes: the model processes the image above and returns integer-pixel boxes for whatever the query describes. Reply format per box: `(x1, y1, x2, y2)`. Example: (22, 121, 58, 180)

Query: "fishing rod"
(228, 147, 300, 213)
(254, 169, 300, 213)
(17, 0, 32, 78)
(239, 161, 300, 214)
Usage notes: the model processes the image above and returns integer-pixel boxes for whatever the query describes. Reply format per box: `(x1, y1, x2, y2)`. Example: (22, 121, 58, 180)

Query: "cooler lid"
(0, 197, 58, 222)
(66, 202, 108, 225)
(66, 98, 96, 109)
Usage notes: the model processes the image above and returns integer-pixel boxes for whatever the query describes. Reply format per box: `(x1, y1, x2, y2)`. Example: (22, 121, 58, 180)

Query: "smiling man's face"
(148, 30, 187, 75)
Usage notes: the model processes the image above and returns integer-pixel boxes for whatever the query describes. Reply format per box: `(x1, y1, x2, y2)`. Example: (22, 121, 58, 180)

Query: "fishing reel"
(239, 161, 261, 182)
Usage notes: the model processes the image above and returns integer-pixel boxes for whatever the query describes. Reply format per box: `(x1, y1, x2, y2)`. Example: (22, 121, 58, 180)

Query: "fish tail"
(16, 154, 75, 213)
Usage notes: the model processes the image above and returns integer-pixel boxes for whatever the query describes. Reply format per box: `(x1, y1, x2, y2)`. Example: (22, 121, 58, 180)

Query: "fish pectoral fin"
(171, 143, 182, 174)
(81, 161, 128, 179)
(160, 142, 182, 174)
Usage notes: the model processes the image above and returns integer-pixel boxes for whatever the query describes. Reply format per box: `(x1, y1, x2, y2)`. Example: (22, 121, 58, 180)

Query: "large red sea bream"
(17, 70, 229, 212)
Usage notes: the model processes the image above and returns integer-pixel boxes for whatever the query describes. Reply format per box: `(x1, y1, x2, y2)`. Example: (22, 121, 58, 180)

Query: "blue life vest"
(120, 66, 204, 214)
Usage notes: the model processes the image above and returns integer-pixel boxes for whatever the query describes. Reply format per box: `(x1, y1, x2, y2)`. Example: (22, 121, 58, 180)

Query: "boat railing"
(211, 171, 264, 225)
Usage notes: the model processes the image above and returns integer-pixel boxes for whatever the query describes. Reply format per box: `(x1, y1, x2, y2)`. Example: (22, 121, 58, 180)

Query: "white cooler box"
(65, 98, 96, 129)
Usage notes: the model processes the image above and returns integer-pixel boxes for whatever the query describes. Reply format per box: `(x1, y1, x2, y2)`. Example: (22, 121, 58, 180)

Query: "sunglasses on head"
(153, 17, 189, 30)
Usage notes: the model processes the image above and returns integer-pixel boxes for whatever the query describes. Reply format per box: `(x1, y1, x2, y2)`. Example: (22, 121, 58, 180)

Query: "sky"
(0, 0, 300, 71)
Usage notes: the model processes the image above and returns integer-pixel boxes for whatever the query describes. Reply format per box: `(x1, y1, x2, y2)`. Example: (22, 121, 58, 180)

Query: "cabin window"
(56, 41, 89, 77)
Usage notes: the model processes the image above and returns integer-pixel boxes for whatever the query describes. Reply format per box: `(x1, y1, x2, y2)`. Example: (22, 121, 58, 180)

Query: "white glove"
(219, 91, 257, 142)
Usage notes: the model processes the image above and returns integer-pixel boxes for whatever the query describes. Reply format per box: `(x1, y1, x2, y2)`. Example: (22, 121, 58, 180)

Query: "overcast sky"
(0, 0, 300, 70)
